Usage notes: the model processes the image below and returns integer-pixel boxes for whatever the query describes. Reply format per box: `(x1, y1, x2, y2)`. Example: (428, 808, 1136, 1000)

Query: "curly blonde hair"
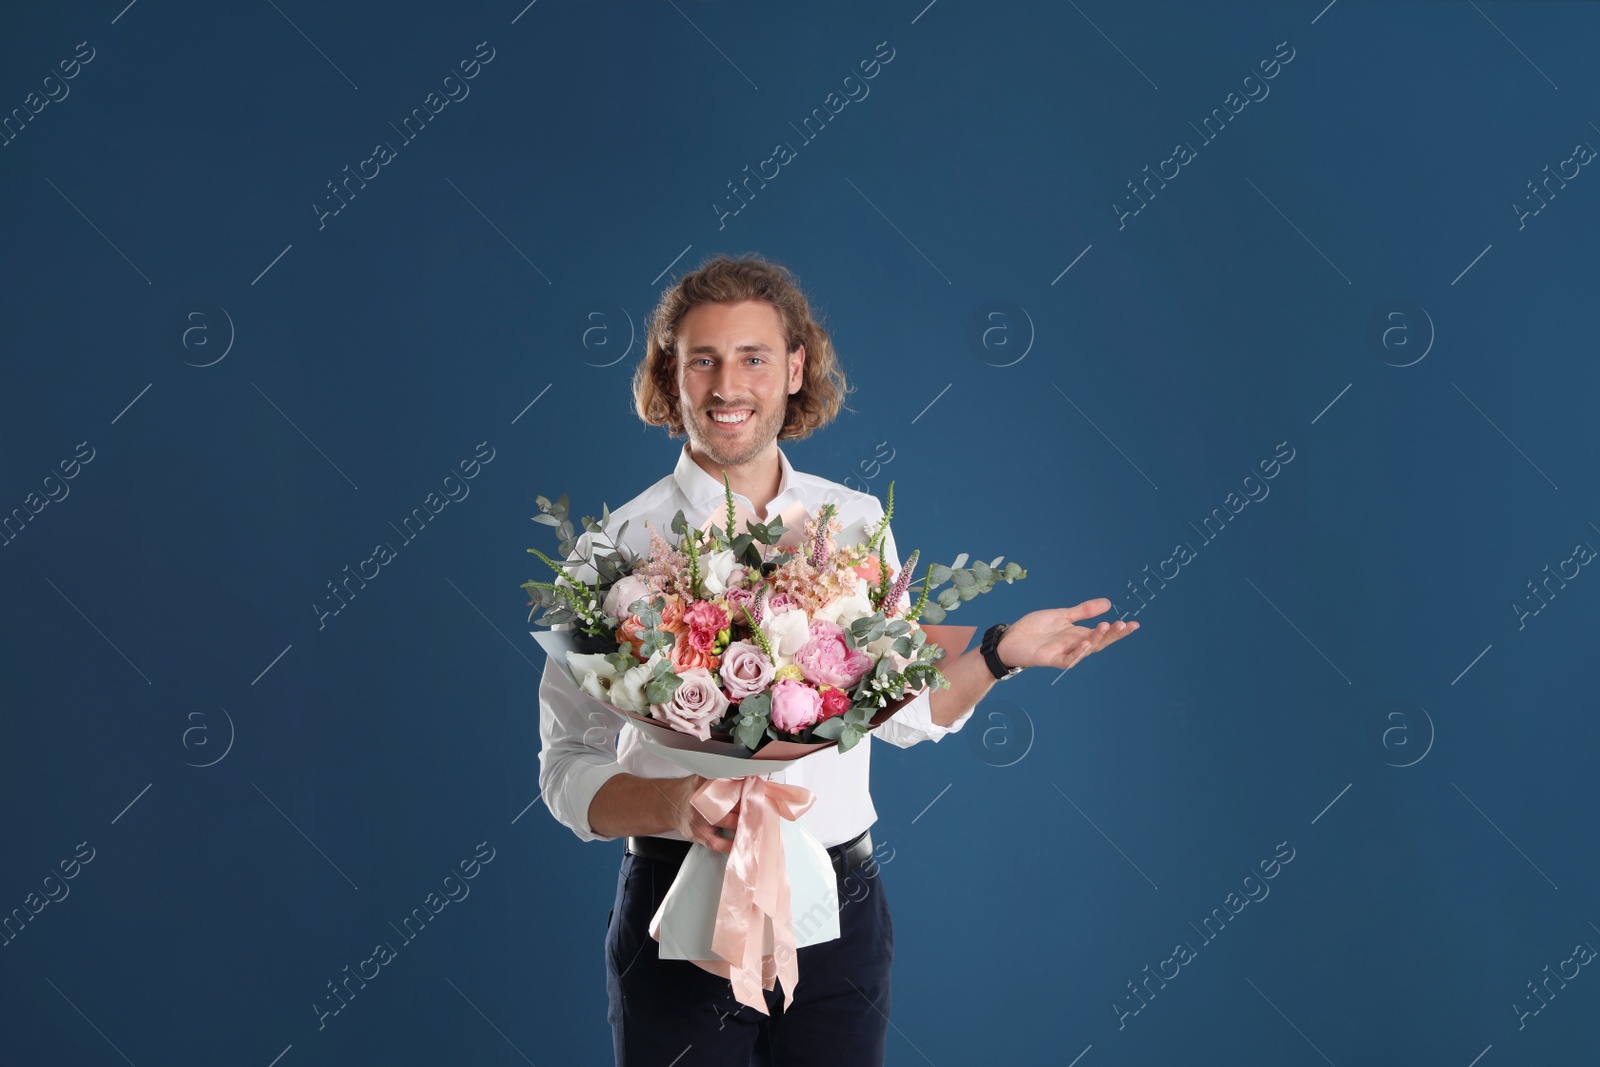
(633, 253, 851, 440)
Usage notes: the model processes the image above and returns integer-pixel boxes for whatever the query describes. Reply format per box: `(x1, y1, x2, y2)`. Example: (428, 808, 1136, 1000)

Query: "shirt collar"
(673, 440, 800, 520)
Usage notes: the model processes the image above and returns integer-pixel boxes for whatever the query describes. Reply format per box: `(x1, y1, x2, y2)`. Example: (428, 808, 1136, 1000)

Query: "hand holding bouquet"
(525, 475, 1026, 1013)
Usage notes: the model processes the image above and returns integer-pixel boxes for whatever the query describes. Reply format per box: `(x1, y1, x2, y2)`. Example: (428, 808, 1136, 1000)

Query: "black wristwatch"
(980, 622, 1024, 681)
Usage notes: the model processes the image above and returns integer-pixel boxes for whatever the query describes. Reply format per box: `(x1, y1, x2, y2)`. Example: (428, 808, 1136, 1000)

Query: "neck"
(687, 441, 782, 520)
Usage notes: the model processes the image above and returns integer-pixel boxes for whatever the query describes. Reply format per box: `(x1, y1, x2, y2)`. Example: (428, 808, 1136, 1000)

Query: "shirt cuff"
(872, 686, 976, 747)
(543, 749, 630, 843)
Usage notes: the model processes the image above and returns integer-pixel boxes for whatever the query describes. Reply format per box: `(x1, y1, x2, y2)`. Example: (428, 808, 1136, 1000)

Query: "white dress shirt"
(538, 440, 975, 848)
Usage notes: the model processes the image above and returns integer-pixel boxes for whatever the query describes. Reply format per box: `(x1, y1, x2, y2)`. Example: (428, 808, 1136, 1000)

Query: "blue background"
(3, 1, 1598, 1064)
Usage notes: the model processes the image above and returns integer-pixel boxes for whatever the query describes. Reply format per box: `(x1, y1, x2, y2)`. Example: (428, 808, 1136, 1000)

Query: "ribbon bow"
(681, 775, 817, 1014)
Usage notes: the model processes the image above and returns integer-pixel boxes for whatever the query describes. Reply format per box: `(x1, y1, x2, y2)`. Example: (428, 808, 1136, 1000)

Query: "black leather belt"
(627, 828, 873, 876)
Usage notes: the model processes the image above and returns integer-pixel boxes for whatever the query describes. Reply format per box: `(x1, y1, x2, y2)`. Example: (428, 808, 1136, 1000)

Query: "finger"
(697, 824, 733, 853)
(1075, 598, 1113, 619)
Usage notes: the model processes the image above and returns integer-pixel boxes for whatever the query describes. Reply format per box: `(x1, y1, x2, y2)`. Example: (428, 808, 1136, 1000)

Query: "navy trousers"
(605, 840, 894, 1066)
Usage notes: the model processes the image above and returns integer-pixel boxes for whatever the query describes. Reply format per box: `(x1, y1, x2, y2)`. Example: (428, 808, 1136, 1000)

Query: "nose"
(711, 360, 742, 404)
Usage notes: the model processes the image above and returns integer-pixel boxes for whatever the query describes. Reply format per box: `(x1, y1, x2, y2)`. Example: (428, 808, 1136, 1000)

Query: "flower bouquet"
(525, 476, 1025, 1011)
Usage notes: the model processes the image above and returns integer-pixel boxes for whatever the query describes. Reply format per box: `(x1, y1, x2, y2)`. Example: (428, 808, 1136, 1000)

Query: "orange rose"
(669, 629, 720, 673)
(616, 614, 648, 657)
(616, 593, 686, 659)
(659, 594, 687, 633)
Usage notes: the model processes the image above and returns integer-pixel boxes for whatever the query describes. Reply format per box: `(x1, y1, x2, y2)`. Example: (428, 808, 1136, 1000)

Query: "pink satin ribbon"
(680, 775, 818, 1014)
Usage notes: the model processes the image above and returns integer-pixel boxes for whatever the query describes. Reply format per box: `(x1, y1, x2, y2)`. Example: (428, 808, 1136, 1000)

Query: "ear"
(788, 344, 806, 395)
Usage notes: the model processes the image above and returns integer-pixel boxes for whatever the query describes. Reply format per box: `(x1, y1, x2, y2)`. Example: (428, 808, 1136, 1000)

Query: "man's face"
(674, 299, 805, 467)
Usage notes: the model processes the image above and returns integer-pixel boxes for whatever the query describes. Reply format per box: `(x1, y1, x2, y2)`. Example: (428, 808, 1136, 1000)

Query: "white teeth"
(711, 410, 751, 424)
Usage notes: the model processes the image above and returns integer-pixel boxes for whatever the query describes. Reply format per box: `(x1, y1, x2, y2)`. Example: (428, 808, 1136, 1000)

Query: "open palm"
(997, 598, 1139, 671)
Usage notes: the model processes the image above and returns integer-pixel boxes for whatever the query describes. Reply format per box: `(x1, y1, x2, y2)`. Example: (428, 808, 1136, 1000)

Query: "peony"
(651, 666, 730, 740)
(813, 588, 875, 629)
(603, 574, 653, 622)
(795, 619, 873, 690)
(718, 641, 774, 699)
(769, 678, 823, 733)
(817, 684, 851, 722)
(609, 649, 666, 713)
(698, 549, 740, 595)
(759, 606, 813, 668)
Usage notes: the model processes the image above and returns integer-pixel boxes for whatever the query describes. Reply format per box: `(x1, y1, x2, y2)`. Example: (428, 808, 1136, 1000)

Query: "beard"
(683, 396, 788, 467)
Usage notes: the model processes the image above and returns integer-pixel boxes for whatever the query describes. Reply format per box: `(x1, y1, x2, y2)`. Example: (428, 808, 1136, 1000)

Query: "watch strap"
(980, 623, 1023, 681)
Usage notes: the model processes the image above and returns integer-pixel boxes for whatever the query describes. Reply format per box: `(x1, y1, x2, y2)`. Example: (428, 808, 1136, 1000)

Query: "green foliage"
(733, 691, 773, 750)
(525, 492, 642, 638)
(642, 654, 683, 706)
(907, 554, 1027, 624)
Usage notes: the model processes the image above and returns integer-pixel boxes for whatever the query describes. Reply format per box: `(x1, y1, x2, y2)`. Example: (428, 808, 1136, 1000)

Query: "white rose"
(603, 574, 653, 621)
(609, 649, 666, 713)
(566, 651, 622, 703)
(760, 606, 812, 659)
(698, 549, 739, 595)
(815, 590, 875, 628)
(864, 633, 896, 658)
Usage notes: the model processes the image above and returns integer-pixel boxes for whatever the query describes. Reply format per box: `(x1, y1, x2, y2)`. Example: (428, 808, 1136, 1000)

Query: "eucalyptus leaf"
(811, 717, 846, 740)
(736, 715, 766, 750)
(740, 691, 772, 720)
(644, 674, 681, 705)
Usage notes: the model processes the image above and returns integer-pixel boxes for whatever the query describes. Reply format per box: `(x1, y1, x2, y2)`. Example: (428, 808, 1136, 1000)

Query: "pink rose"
(765, 590, 800, 616)
(723, 586, 758, 624)
(769, 678, 823, 733)
(795, 619, 873, 690)
(718, 641, 775, 700)
(650, 666, 730, 741)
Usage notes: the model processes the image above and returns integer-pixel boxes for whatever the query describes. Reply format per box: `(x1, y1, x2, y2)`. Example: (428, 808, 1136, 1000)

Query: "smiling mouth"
(708, 409, 753, 427)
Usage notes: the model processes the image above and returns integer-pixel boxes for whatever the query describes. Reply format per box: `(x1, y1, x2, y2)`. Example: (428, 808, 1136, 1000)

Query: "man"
(538, 254, 1136, 1066)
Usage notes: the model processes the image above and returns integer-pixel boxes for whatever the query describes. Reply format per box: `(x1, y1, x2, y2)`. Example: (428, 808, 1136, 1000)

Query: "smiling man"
(537, 253, 1136, 1066)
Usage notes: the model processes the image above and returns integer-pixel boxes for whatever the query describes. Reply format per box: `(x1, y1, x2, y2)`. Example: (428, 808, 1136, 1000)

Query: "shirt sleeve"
(536, 530, 629, 842)
(864, 505, 976, 748)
